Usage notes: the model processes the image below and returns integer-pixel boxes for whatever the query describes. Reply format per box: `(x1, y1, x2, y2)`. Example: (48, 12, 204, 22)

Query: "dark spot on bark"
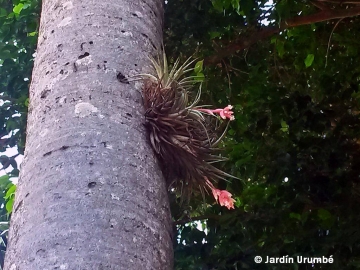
(89, 95, 92, 100)
(131, 13, 138, 17)
(80, 42, 86, 51)
(110, 224, 114, 228)
(89, 41, 93, 44)
(134, 63, 137, 66)
(104, 60, 107, 63)
(60, 69, 64, 74)
(140, 33, 157, 50)
(101, 142, 107, 147)
(126, 113, 132, 117)
(150, 41, 157, 50)
(25, 193, 30, 197)
(117, 72, 129, 84)
(57, 44, 63, 49)
(44, 151, 52, 156)
(65, 62, 70, 66)
(97, 65, 101, 69)
(36, 249, 46, 255)
(121, 30, 126, 33)
(61, 145, 69, 150)
(14, 200, 23, 213)
(51, 30, 54, 34)
(78, 52, 90, 59)
(40, 89, 51, 98)
(88, 182, 97, 188)
(45, 71, 50, 75)
(89, 160, 94, 165)
(73, 63, 78, 72)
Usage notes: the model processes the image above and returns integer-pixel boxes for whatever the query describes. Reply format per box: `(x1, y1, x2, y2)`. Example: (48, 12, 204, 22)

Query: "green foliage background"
(0, 0, 40, 267)
(1, 0, 360, 269)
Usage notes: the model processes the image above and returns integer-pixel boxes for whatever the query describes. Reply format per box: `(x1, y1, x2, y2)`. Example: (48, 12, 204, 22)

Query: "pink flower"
(196, 105, 235, 121)
(205, 177, 235, 210)
(212, 189, 235, 210)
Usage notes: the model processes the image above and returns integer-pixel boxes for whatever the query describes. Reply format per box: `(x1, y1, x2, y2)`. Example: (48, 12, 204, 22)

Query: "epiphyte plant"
(138, 52, 236, 209)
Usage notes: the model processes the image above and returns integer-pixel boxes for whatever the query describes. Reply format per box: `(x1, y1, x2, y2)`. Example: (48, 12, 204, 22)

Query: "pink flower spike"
(204, 177, 235, 210)
(219, 105, 235, 121)
(218, 190, 235, 210)
(196, 105, 235, 121)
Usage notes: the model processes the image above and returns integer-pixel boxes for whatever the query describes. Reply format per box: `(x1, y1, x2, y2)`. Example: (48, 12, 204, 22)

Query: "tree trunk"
(4, 0, 173, 269)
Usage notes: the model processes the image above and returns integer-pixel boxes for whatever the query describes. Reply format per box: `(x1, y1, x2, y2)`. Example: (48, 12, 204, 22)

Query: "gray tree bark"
(4, 0, 173, 269)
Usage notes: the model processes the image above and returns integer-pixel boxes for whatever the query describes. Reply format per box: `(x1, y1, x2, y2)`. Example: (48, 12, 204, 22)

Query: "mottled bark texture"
(4, 0, 173, 269)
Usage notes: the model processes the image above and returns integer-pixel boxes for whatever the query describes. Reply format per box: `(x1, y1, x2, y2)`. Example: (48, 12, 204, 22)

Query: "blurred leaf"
(194, 60, 203, 74)
(13, 3, 24, 15)
(318, 209, 332, 221)
(304, 54, 315, 68)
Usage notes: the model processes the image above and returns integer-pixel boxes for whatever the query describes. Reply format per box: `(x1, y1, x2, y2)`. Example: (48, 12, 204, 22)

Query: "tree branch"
(204, 7, 360, 65)
(310, 1, 328, 10)
(173, 214, 220, 226)
(316, 0, 360, 4)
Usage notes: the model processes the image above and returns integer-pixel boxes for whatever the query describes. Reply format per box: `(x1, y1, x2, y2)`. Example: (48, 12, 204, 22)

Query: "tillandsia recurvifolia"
(133, 52, 237, 209)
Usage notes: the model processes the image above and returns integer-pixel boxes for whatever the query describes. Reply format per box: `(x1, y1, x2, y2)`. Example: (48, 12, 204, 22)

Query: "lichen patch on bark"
(58, 17, 72, 27)
(62, 1, 73, 10)
(74, 102, 98, 117)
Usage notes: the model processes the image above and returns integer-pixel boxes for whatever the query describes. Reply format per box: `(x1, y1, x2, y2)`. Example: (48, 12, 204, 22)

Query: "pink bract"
(205, 178, 235, 210)
(196, 105, 235, 121)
